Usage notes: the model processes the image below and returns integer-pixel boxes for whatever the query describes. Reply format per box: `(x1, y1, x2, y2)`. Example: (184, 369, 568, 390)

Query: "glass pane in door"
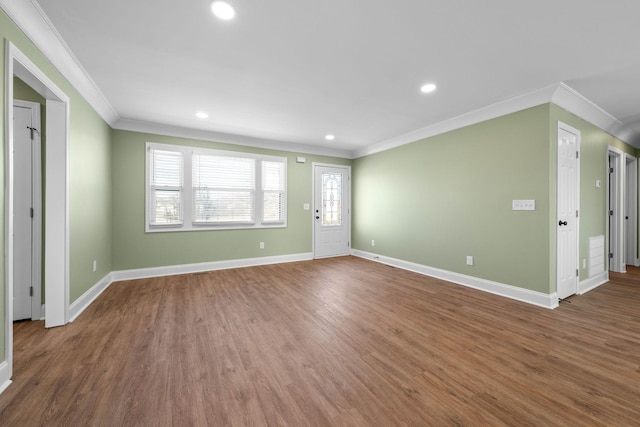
(322, 173, 342, 226)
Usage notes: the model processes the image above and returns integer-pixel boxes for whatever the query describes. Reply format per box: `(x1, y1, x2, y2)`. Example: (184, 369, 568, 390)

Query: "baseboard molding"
(69, 273, 114, 322)
(351, 250, 558, 309)
(578, 271, 609, 295)
(111, 253, 314, 282)
(0, 361, 12, 395)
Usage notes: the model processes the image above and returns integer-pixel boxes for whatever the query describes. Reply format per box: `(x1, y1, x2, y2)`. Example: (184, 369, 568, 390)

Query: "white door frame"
(624, 154, 638, 267)
(3, 41, 70, 390)
(607, 146, 625, 273)
(556, 121, 580, 299)
(312, 163, 351, 258)
(12, 99, 43, 321)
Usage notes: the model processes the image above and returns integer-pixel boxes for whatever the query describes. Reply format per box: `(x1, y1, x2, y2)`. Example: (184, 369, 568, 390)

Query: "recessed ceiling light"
(196, 111, 208, 119)
(420, 83, 437, 93)
(325, 134, 335, 141)
(210, 1, 235, 20)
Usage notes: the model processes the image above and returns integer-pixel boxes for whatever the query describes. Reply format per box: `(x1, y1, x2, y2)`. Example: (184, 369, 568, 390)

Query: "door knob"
(315, 216, 320, 219)
(559, 220, 567, 226)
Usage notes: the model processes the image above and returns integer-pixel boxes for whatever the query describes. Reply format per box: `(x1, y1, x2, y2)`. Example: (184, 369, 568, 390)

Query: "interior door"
(13, 104, 34, 321)
(313, 165, 351, 258)
(557, 124, 579, 300)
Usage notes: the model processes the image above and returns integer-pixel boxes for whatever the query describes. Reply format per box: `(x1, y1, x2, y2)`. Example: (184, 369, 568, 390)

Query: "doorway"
(313, 164, 351, 258)
(2, 42, 70, 390)
(12, 100, 42, 321)
(607, 147, 625, 273)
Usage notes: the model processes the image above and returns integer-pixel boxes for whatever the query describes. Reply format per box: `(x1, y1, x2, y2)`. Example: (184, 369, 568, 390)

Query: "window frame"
(146, 142, 287, 232)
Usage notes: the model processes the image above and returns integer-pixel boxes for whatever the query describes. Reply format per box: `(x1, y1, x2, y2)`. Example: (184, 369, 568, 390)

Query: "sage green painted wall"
(1, 8, 113, 361)
(111, 129, 351, 270)
(548, 104, 636, 281)
(353, 105, 553, 293)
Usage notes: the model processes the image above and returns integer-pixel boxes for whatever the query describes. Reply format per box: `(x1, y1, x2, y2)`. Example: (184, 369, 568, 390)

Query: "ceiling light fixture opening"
(196, 111, 209, 119)
(211, 1, 235, 20)
(325, 134, 335, 141)
(420, 83, 437, 93)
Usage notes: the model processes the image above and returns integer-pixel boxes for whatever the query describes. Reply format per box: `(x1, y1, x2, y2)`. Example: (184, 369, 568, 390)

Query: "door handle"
(559, 220, 567, 226)
(315, 216, 320, 220)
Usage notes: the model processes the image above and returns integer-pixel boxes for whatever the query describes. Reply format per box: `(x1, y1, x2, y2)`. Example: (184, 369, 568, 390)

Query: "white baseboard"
(351, 250, 559, 309)
(111, 253, 313, 282)
(578, 271, 609, 295)
(69, 273, 114, 322)
(0, 361, 12, 395)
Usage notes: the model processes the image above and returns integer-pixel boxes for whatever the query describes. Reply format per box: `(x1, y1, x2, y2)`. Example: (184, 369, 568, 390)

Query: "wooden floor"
(1, 256, 639, 426)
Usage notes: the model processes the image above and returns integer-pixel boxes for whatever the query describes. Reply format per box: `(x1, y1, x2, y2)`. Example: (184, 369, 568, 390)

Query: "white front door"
(13, 104, 35, 320)
(557, 123, 580, 300)
(313, 165, 351, 258)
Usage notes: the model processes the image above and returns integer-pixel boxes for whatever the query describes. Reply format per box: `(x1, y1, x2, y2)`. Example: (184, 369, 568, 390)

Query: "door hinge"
(609, 253, 614, 259)
(576, 210, 579, 218)
(576, 151, 579, 159)
(576, 269, 579, 276)
(348, 241, 350, 247)
(609, 210, 614, 216)
(30, 207, 34, 218)
(29, 286, 33, 297)
(609, 167, 614, 173)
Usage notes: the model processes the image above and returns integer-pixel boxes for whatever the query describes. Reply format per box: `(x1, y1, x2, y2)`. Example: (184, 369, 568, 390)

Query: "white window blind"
(146, 142, 287, 232)
(149, 149, 183, 225)
(193, 154, 255, 223)
(262, 160, 286, 223)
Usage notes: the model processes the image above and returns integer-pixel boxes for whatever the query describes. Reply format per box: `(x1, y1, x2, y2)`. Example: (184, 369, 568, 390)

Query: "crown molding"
(354, 83, 640, 158)
(352, 84, 560, 158)
(113, 118, 354, 159)
(0, 0, 119, 125)
(552, 83, 640, 147)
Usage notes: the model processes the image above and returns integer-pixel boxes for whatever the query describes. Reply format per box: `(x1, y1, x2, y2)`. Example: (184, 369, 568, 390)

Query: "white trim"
(552, 83, 639, 146)
(0, 0, 118, 125)
(111, 253, 313, 282)
(0, 361, 11, 395)
(5, 43, 71, 398)
(68, 273, 114, 322)
(115, 118, 352, 159)
(578, 271, 609, 295)
(352, 250, 558, 309)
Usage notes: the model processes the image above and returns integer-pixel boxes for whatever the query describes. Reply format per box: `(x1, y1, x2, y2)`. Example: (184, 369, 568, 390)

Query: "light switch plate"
(512, 199, 535, 211)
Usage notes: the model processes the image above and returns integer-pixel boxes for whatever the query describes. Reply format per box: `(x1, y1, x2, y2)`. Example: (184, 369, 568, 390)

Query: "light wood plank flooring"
(1, 256, 639, 426)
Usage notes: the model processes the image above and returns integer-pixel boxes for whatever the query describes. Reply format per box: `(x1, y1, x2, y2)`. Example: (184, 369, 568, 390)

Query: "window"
(146, 142, 287, 231)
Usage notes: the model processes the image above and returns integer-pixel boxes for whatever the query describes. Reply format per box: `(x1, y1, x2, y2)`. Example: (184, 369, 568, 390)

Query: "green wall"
(1, 8, 113, 361)
(353, 105, 553, 293)
(111, 129, 351, 270)
(353, 103, 638, 296)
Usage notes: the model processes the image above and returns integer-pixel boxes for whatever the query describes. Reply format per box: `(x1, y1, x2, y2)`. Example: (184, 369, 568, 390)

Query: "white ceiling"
(18, 1, 640, 156)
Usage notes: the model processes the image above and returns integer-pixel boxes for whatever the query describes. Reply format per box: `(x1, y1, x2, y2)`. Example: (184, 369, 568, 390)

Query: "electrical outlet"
(466, 256, 474, 266)
(260, 242, 265, 249)
(371, 240, 375, 246)
(92, 260, 97, 272)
